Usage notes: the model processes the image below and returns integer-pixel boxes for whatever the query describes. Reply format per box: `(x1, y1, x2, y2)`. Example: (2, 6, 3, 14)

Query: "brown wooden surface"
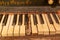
(0, 35, 60, 40)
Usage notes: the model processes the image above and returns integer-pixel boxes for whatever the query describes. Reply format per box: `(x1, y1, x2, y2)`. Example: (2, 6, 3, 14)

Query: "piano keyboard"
(0, 13, 60, 37)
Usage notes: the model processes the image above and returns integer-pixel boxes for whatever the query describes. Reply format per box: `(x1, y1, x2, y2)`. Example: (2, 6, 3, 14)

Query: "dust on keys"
(0, 12, 60, 37)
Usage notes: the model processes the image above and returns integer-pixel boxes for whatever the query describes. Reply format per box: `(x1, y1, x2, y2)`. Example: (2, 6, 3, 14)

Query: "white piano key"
(36, 14, 43, 35)
(8, 14, 14, 36)
(2, 15, 11, 36)
(14, 14, 19, 36)
(0, 15, 5, 24)
(44, 14, 55, 35)
(3, 14, 9, 26)
(14, 25, 19, 36)
(0, 15, 5, 36)
(42, 14, 49, 35)
(50, 14, 60, 34)
(30, 14, 37, 35)
(20, 14, 25, 36)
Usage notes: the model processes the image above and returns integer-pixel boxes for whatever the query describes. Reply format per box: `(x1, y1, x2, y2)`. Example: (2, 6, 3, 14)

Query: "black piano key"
(39, 14, 44, 24)
(3, 14, 8, 26)
(18, 14, 22, 25)
(33, 14, 38, 25)
(47, 14, 53, 24)
(52, 13, 59, 24)
(0, 14, 3, 22)
(12, 14, 17, 25)
(25, 14, 29, 25)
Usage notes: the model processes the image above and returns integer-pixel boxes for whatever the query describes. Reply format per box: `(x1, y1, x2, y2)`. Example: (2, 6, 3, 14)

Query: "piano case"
(0, 0, 60, 40)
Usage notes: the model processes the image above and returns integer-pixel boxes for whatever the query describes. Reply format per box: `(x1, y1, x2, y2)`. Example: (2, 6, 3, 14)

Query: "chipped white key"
(42, 14, 49, 35)
(36, 14, 43, 35)
(44, 14, 55, 35)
